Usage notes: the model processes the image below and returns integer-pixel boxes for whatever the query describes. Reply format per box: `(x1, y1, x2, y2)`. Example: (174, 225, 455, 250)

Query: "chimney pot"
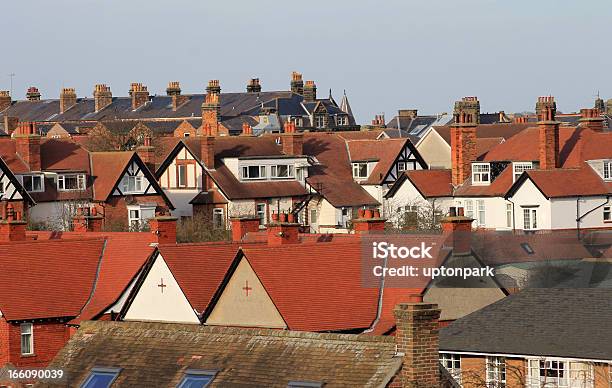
(26, 87, 41, 101)
(290, 72, 304, 95)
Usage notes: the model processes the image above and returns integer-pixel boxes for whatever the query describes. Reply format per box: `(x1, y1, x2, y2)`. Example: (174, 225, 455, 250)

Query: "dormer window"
(337, 115, 348, 126)
(513, 162, 533, 182)
(314, 115, 325, 128)
(472, 163, 490, 185)
(352, 162, 368, 179)
(271, 164, 295, 179)
(604, 160, 612, 180)
(241, 165, 266, 180)
(21, 174, 44, 192)
(57, 173, 86, 191)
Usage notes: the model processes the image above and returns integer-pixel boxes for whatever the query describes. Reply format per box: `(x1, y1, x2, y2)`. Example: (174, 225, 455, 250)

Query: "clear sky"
(3, 0, 611, 122)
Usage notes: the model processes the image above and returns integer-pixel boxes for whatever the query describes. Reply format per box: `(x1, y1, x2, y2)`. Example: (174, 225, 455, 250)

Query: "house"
(439, 288, 612, 388)
(0, 154, 34, 219)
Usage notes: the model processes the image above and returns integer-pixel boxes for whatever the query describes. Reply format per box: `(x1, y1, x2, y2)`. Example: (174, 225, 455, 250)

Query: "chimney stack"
(513, 115, 528, 124)
(72, 207, 104, 233)
(303, 80, 317, 102)
(0, 91, 11, 111)
(453, 96, 480, 124)
(14, 122, 41, 171)
(267, 212, 300, 246)
(60, 88, 77, 114)
(137, 135, 155, 171)
(290, 72, 304, 95)
(230, 217, 261, 242)
(393, 303, 441, 388)
(0, 202, 27, 242)
(200, 135, 215, 169)
(26, 87, 41, 101)
(371, 114, 386, 127)
(167, 81, 188, 111)
(352, 208, 386, 234)
(94, 84, 113, 112)
(441, 207, 473, 255)
(241, 122, 253, 136)
(206, 79, 221, 95)
(450, 109, 477, 186)
(579, 108, 604, 132)
(149, 216, 178, 245)
(246, 78, 261, 93)
(398, 109, 418, 119)
(536, 96, 559, 170)
(129, 83, 149, 110)
(281, 122, 303, 155)
(202, 93, 221, 136)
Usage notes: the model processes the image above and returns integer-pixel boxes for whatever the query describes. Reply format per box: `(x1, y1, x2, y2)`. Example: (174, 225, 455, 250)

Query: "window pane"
(178, 374, 213, 388)
(81, 370, 120, 388)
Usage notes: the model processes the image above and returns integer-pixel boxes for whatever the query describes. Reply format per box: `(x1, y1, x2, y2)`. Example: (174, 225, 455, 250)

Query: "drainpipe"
(576, 195, 610, 240)
(507, 198, 516, 232)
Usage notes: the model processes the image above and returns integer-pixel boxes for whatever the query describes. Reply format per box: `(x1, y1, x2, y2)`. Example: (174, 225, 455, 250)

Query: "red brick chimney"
(167, 81, 188, 111)
(202, 93, 220, 136)
(371, 114, 386, 127)
(94, 84, 113, 112)
(290, 72, 304, 95)
(579, 108, 604, 132)
(129, 83, 149, 110)
(513, 115, 528, 124)
(267, 212, 300, 246)
(281, 123, 303, 155)
(246, 78, 262, 93)
(0, 202, 27, 242)
(537, 97, 559, 170)
(230, 217, 261, 242)
(26, 87, 41, 101)
(200, 135, 215, 169)
(441, 207, 473, 256)
(72, 207, 104, 232)
(0, 91, 11, 111)
(15, 122, 41, 171)
(206, 79, 221, 95)
(137, 136, 155, 171)
(60, 88, 77, 114)
(241, 122, 253, 136)
(149, 216, 178, 245)
(393, 303, 441, 388)
(450, 111, 477, 186)
(352, 208, 386, 234)
(303, 80, 317, 102)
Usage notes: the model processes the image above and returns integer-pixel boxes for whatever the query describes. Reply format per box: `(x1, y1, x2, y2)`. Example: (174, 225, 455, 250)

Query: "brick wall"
(5, 321, 70, 368)
(174, 121, 198, 138)
(103, 195, 168, 230)
(0, 318, 10, 365)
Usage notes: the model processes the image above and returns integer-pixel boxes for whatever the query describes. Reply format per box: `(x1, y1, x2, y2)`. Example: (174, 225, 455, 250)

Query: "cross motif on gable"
(158, 278, 167, 294)
(242, 280, 252, 297)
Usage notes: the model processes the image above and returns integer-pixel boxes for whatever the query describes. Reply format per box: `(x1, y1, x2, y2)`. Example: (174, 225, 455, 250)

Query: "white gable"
(114, 160, 158, 196)
(0, 172, 23, 201)
(123, 253, 200, 324)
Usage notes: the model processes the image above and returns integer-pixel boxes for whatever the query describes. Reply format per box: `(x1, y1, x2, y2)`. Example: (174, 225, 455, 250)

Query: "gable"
(123, 253, 200, 324)
(416, 129, 452, 169)
(159, 145, 203, 190)
(382, 141, 427, 184)
(113, 159, 158, 196)
(205, 256, 287, 329)
(0, 158, 33, 204)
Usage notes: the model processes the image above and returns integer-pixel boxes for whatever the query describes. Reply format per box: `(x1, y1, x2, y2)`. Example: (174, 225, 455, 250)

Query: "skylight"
(177, 370, 217, 388)
(80, 367, 121, 388)
(288, 382, 324, 388)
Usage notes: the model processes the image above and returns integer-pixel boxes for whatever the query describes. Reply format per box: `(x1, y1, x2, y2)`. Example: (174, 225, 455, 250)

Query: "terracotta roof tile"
(90, 152, 135, 201)
(347, 138, 408, 184)
(519, 165, 610, 198)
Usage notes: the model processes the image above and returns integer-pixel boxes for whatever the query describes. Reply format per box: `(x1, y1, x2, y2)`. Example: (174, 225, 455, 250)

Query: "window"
(440, 353, 461, 384)
(81, 368, 121, 388)
(0, 181, 4, 197)
(183, 133, 190, 138)
(57, 174, 86, 191)
(128, 205, 155, 230)
(212, 208, 224, 229)
(352, 163, 368, 179)
(604, 161, 612, 180)
(465, 200, 474, 219)
(256, 203, 266, 226)
(336, 115, 348, 126)
(527, 359, 593, 388)
(177, 370, 216, 388)
(20, 323, 33, 356)
(398, 205, 418, 228)
(472, 163, 491, 185)
(314, 115, 325, 128)
(310, 209, 317, 224)
(523, 208, 538, 230)
(513, 162, 533, 182)
(21, 175, 44, 192)
(241, 165, 266, 180)
(128, 208, 141, 230)
(486, 356, 506, 387)
(604, 206, 611, 222)
(506, 203, 513, 228)
(271, 164, 295, 179)
(178, 165, 188, 188)
(121, 175, 143, 194)
(288, 382, 323, 388)
(477, 199, 485, 226)
(397, 162, 407, 172)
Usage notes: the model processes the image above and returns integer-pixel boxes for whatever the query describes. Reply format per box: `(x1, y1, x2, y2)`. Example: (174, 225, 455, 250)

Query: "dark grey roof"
(440, 288, 612, 360)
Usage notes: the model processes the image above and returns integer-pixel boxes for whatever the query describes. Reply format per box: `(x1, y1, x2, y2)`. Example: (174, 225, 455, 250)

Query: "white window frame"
(128, 207, 141, 230)
(397, 161, 407, 172)
(0, 181, 4, 197)
(352, 163, 368, 179)
(336, 115, 348, 126)
(121, 175, 143, 194)
(440, 353, 461, 384)
(523, 208, 538, 230)
(20, 323, 33, 356)
(506, 203, 513, 228)
(256, 203, 266, 226)
(527, 359, 594, 388)
(486, 356, 506, 387)
(513, 162, 533, 182)
(57, 173, 86, 191)
(477, 199, 486, 226)
(604, 206, 611, 222)
(270, 164, 295, 179)
(241, 165, 266, 180)
(465, 200, 474, 219)
(20, 174, 44, 193)
(603, 161, 612, 180)
(212, 208, 224, 229)
(177, 164, 188, 188)
(314, 115, 325, 128)
(472, 163, 491, 185)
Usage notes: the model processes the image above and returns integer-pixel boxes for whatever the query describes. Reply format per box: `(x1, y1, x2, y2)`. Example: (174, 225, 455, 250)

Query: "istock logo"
(372, 241, 433, 259)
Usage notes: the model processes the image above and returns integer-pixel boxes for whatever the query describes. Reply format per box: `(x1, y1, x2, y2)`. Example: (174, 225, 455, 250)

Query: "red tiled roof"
(476, 137, 504, 159)
(90, 152, 135, 201)
(0, 139, 28, 173)
(402, 169, 453, 198)
(454, 165, 515, 197)
(40, 138, 91, 172)
(517, 165, 611, 198)
(434, 123, 531, 146)
(347, 138, 408, 185)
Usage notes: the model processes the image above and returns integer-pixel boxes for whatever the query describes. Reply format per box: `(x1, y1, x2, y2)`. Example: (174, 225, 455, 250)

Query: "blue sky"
(3, 0, 610, 122)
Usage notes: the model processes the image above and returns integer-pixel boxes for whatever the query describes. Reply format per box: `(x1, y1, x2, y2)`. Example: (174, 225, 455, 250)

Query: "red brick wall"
(4, 321, 69, 368)
(102, 195, 168, 229)
(174, 121, 198, 138)
(0, 318, 10, 366)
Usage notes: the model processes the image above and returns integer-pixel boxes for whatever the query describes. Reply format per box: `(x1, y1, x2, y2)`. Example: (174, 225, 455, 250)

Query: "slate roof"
(440, 288, 612, 360)
(434, 123, 531, 146)
(43, 320, 402, 388)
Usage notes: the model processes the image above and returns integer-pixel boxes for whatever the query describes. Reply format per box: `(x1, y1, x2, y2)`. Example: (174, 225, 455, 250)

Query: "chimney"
(129, 83, 149, 110)
(202, 93, 220, 136)
(513, 115, 528, 124)
(137, 136, 155, 171)
(149, 216, 178, 245)
(0, 202, 27, 242)
(290, 71, 304, 95)
(206, 79, 221, 95)
(450, 110, 477, 186)
(167, 81, 188, 111)
(595, 97, 605, 113)
(536, 97, 559, 170)
(398, 109, 418, 119)
(441, 207, 473, 255)
(246, 78, 261, 93)
(94, 84, 113, 112)
(230, 217, 261, 242)
(281, 123, 303, 155)
(267, 212, 300, 246)
(303, 80, 317, 102)
(60, 88, 77, 114)
(72, 207, 104, 232)
(352, 208, 386, 234)
(15, 122, 41, 171)
(453, 96, 480, 124)
(393, 303, 441, 388)
(371, 114, 386, 127)
(0, 91, 11, 111)
(200, 135, 215, 169)
(26, 87, 41, 101)
(3, 116, 18, 135)
(579, 108, 604, 132)
(241, 122, 253, 136)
